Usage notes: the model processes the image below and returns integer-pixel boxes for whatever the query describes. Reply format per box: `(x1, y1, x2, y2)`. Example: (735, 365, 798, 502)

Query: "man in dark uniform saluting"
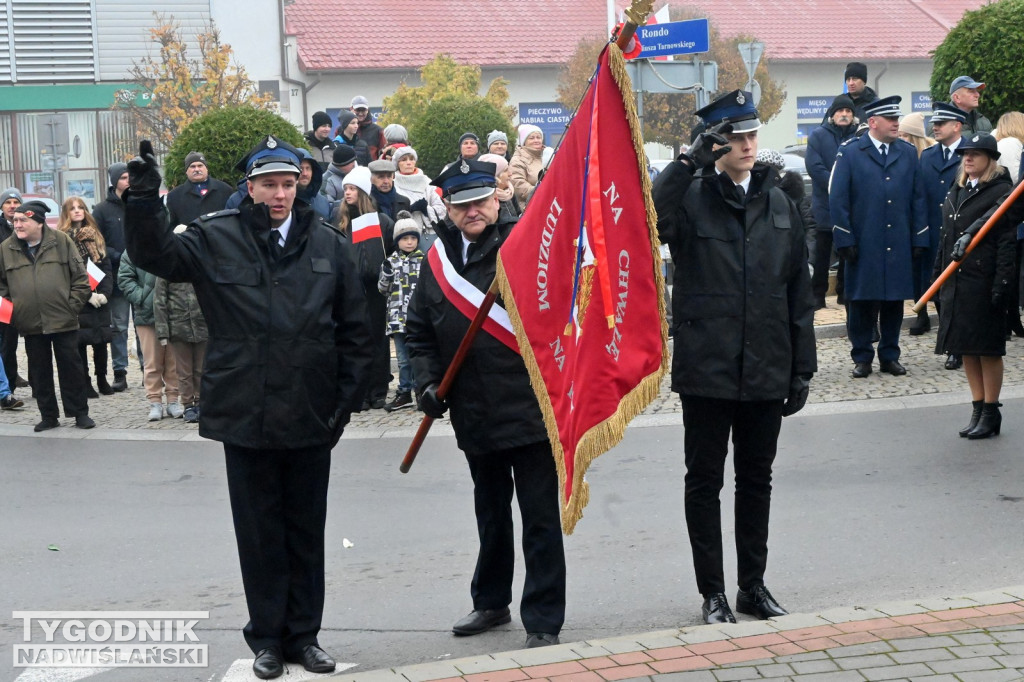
(124, 137, 372, 679)
(652, 90, 817, 625)
(405, 158, 566, 649)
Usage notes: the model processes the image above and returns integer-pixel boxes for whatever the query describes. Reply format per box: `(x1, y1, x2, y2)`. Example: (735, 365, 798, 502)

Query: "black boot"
(967, 402, 1002, 439)
(96, 374, 115, 395)
(908, 309, 930, 335)
(959, 400, 983, 438)
(84, 373, 99, 399)
(111, 370, 128, 392)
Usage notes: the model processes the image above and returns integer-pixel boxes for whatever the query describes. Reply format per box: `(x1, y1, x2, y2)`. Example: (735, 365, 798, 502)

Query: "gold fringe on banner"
(496, 42, 669, 535)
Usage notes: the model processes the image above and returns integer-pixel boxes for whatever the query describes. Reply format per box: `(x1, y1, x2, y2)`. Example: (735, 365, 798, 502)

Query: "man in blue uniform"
(406, 159, 566, 649)
(807, 94, 859, 308)
(652, 91, 817, 625)
(124, 137, 372, 679)
(831, 96, 929, 378)
(912, 102, 966, 340)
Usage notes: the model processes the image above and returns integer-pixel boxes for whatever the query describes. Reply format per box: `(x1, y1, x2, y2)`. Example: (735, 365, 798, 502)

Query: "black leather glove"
(683, 122, 731, 169)
(328, 407, 350, 448)
(837, 245, 858, 265)
(127, 140, 162, 197)
(992, 291, 1006, 311)
(951, 233, 972, 261)
(409, 198, 428, 213)
(418, 383, 448, 419)
(782, 374, 812, 417)
(912, 246, 928, 259)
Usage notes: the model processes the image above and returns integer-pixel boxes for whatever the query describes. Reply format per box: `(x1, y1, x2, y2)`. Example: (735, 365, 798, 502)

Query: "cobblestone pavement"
(327, 587, 1024, 682)
(2, 297, 1022, 436)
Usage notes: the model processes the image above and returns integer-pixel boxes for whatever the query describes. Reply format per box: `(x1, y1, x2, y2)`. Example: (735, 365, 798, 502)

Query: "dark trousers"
(0, 322, 19, 383)
(848, 299, 904, 364)
(811, 230, 833, 302)
(78, 342, 108, 377)
(365, 291, 391, 401)
(465, 441, 566, 635)
(681, 395, 783, 596)
(24, 331, 88, 421)
(224, 443, 331, 656)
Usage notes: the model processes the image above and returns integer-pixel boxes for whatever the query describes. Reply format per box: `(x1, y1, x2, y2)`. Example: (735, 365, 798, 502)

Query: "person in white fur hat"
(391, 146, 445, 251)
(508, 124, 547, 207)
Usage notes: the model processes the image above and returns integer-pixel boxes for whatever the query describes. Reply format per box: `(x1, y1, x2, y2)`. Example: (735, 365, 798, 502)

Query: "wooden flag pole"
(913, 180, 1024, 312)
(399, 278, 500, 473)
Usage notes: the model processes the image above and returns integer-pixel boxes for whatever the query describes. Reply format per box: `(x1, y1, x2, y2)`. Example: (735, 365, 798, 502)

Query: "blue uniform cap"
(862, 95, 903, 119)
(694, 90, 761, 132)
(238, 136, 302, 178)
(931, 101, 967, 124)
(431, 158, 498, 204)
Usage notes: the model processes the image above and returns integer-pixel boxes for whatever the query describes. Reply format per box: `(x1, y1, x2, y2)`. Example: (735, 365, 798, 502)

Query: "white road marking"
(221, 659, 357, 681)
(13, 669, 114, 682)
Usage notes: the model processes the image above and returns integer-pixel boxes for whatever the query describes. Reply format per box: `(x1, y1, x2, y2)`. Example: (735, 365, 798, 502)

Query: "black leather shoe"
(34, 419, 60, 432)
(452, 607, 511, 636)
(526, 632, 560, 648)
(701, 593, 736, 624)
(75, 415, 96, 429)
(736, 585, 788, 620)
(287, 644, 336, 673)
(879, 360, 906, 376)
(252, 647, 284, 679)
(851, 362, 872, 378)
(945, 354, 962, 370)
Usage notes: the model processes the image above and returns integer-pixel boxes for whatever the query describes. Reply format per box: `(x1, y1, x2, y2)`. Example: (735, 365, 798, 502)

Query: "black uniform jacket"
(933, 170, 1016, 356)
(405, 219, 548, 456)
(125, 195, 372, 450)
(653, 161, 817, 400)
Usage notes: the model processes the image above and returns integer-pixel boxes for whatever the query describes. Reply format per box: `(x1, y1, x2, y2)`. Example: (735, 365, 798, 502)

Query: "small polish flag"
(351, 213, 382, 244)
(0, 296, 12, 324)
(86, 259, 106, 290)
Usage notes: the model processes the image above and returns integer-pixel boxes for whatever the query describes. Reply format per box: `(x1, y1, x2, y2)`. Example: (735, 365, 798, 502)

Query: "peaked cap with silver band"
(862, 95, 903, 119)
(931, 101, 967, 124)
(694, 89, 761, 133)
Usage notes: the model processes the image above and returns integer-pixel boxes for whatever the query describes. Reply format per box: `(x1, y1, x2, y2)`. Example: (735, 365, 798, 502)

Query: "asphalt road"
(2, 397, 1023, 681)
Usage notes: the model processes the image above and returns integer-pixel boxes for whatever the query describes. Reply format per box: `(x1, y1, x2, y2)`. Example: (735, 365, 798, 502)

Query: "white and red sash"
(427, 238, 519, 354)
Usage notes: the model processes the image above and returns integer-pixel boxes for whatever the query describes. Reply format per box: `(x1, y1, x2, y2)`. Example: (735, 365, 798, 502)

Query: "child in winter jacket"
(377, 211, 424, 411)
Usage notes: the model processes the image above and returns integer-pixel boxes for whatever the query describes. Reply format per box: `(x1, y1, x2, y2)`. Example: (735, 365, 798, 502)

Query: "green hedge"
(408, 94, 513, 177)
(930, 0, 1024, 122)
(164, 106, 308, 188)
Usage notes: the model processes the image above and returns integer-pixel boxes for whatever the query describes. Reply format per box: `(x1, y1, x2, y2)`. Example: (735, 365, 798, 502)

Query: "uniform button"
(887, 199, 892, 204)
(887, 224, 892, 228)
(887, 247, 891, 251)
(886, 176, 891, 181)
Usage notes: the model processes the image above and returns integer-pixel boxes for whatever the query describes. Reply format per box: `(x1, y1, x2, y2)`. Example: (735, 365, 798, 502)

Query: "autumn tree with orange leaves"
(557, 6, 786, 156)
(119, 14, 273, 155)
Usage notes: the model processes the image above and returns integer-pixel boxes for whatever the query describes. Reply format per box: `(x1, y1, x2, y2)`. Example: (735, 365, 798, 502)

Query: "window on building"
(3, 0, 96, 84)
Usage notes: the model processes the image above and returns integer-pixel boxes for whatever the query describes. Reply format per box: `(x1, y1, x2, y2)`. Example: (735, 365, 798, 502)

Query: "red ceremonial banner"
(0, 296, 12, 324)
(495, 43, 669, 534)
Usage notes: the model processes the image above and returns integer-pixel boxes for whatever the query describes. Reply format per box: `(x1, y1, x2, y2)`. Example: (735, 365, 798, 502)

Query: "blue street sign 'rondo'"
(635, 19, 710, 59)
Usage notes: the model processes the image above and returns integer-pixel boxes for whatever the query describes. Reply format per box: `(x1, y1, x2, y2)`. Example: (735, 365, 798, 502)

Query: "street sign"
(635, 19, 710, 59)
(36, 114, 70, 156)
(737, 41, 764, 83)
(623, 60, 718, 95)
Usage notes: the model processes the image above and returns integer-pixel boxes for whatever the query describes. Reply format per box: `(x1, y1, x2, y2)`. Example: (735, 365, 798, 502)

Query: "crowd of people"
(1, 70, 1023, 677)
(806, 63, 1024, 439)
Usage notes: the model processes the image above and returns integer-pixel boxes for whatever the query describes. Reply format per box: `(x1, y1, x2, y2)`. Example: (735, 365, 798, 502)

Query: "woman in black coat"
(58, 197, 114, 397)
(933, 133, 1016, 439)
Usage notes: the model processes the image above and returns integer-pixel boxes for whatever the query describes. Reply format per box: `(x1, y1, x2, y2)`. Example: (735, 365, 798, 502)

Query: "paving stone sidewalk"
(327, 587, 1024, 682)
(2, 296, 1022, 435)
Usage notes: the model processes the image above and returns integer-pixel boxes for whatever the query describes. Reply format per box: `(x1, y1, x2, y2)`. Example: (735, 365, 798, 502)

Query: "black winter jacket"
(165, 178, 235, 227)
(405, 219, 548, 455)
(652, 161, 817, 400)
(92, 188, 126, 295)
(933, 171, 1016, 356)
(124, 195, 373, 450)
